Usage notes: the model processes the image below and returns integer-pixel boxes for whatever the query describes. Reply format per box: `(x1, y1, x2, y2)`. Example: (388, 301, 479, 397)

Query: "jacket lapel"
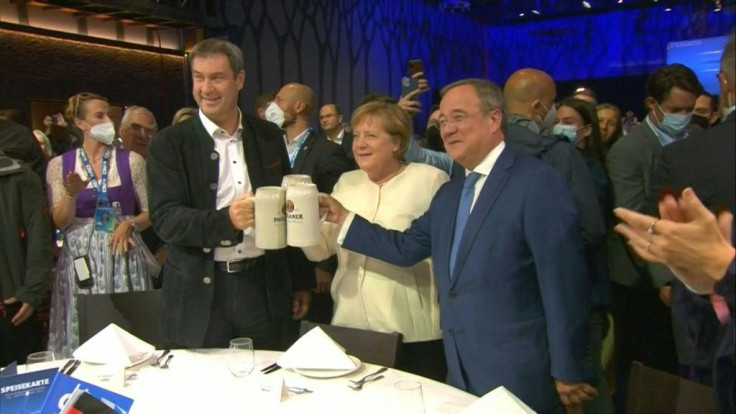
(292, 129, 317, 174)
(242, 117, 266, 190)
(190, 118, 219, 208)
(450, 147, 515, 288)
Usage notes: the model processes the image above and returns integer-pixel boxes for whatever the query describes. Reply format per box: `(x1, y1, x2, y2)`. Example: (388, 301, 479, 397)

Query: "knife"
(59, 359, 76, 374)
(65, 360, 82, 376)
(263, 365, 282, 375)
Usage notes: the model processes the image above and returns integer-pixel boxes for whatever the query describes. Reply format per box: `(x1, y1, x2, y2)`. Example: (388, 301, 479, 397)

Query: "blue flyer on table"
(0, 368, 58, 414)
(40, 373, 133, 414)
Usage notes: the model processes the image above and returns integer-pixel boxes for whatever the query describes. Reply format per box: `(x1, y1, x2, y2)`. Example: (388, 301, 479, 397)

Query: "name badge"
(94, 205, 116, 233)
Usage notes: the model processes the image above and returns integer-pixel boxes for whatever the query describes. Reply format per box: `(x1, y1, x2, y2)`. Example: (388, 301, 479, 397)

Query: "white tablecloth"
(54, 349, 477, 413)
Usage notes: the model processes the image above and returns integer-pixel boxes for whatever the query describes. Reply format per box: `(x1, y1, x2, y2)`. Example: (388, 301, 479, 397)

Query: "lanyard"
(288, 128, 311, 167)
(79, 146, 112, 204)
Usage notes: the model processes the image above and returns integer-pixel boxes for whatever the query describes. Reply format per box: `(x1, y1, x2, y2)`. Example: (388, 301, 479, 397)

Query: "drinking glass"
(395, 380, 425, 414)
(228, 338, 255, 377)
(26, 351, 56, 372)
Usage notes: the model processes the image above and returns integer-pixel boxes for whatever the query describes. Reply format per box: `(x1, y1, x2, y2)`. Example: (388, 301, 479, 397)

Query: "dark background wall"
(1, 1, 734, 133)
(0, 27, 186, 130)
(205, 0, 485, 131)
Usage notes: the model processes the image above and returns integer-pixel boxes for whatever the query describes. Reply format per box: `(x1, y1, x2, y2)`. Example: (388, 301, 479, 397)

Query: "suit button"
(203, 276, 212, 284)
(202, 247, 211, 253)
(210, 152, 219, 160)
(221, 240, 232, 246)
(209, 183, 218, 190)
(449, 291, 457, 298)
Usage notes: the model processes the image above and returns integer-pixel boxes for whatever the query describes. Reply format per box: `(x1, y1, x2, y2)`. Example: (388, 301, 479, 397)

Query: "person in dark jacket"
(0, 151, 53, 365)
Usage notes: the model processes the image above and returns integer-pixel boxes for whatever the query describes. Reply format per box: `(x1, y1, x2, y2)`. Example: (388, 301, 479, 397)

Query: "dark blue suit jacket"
(343, 146, 592, 411)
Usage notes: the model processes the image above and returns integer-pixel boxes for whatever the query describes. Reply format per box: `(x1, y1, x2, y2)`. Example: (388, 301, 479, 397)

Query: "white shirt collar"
(198, 109, 243, 139)
(465, 141, 505, 177)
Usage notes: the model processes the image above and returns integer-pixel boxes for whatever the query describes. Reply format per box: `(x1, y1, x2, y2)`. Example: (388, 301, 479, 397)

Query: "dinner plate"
(293, 355, 362, 379)
(72, 350, 155, 368)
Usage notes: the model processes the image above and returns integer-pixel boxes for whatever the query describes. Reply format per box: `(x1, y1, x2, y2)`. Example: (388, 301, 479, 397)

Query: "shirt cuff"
(336, 212, 356, 246)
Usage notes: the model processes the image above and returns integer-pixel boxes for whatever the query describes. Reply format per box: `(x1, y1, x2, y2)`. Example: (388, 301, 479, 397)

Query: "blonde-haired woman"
(302, 101, 449, 380)
(46, 92, 157, 357)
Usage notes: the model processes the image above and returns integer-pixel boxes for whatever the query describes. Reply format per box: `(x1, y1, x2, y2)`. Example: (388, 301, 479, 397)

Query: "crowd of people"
(0, 33, 733, 414)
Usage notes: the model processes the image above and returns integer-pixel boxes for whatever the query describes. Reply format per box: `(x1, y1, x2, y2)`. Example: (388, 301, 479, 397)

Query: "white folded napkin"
(73, 323, 155, 366)
(277, 326, 356, 370)
(464, 386, 536, 414)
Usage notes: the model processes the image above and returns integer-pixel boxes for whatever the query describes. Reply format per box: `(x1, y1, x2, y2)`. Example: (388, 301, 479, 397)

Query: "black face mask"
(690, 114, 710, 130)
(425, 124, 445, 152)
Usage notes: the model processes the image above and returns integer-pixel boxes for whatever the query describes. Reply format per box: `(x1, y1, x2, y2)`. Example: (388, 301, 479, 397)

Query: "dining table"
(44, 349, 478, 413)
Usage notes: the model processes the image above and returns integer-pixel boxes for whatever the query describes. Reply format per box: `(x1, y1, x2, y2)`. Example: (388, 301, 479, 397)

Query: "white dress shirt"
(198, 110, 263, 261)
(285, 127, 311, 167)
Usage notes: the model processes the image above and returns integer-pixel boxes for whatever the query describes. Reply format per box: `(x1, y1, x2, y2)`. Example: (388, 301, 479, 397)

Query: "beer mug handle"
(318, 193, 330, 222)
(243, 193, 256, 235)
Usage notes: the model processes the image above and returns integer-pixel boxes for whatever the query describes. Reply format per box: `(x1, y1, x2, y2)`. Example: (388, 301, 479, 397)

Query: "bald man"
(504, 68, 558, 134)
(504, 69, 612, 413)
(266, 83, 352, 193)
(266, 83, 353, 325)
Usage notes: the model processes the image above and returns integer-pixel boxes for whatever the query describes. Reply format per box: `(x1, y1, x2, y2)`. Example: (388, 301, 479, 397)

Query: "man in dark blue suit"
(319, 79, 596, 413)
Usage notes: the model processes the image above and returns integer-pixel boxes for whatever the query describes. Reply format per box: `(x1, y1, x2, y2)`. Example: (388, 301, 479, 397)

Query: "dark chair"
(626, 361, 716, 414)
(299, 321, 402, 368)
(76, 290, 162, 347)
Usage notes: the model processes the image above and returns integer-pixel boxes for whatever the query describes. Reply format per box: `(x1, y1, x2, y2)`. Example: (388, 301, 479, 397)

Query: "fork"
(286, 387, 313, 394)
(151, 349, 171, 366)
(160, 355, 174, 369)
(349, 366, 388, 385)
(348, 375, 384, 391)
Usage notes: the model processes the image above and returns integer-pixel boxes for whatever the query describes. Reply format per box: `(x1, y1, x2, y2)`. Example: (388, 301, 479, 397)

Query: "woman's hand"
(110, 220, 136, 255)
(63, 171, 89, 197)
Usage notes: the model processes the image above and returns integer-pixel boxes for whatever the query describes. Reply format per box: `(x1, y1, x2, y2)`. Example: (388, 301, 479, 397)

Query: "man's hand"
(659, 285, 672, 307)
(3, 297, 34, 326)
(314, 267, 333, 294)
(554, 379, 598, 408)
(292, 290, 312, 319)
(318, 194, 349, 226)
(229, 192, 255, 230)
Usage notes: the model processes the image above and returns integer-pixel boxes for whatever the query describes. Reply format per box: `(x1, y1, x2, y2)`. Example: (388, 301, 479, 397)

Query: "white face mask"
(88, 121, 116, 145)
(265, 102, 285, 128)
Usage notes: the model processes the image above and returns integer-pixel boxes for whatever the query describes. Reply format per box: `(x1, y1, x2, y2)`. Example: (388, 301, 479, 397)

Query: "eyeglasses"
(438, 110, 489, 128)
(126, 123, 157, 135)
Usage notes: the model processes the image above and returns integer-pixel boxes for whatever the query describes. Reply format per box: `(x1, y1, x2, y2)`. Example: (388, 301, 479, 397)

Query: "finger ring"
(647, 219, 659, 234)
(646, 241, 652, 252)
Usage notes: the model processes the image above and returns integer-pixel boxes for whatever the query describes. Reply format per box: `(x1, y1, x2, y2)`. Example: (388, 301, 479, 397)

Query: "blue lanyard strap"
(79, 146, 112, 203)
(288, 128, 311, 167)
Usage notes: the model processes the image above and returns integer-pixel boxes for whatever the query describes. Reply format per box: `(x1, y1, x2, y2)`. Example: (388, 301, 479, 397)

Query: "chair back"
(299, 321, 402, 368)
(77, 290, 162, 347)
(626, 361, 716, 414)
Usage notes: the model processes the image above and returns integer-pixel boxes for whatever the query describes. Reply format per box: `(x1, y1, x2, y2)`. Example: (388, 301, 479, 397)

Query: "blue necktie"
(449, 172, 481, 279)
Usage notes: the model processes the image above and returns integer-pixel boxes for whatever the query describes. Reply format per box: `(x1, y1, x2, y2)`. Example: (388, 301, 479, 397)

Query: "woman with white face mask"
(45, 92, 157, 357)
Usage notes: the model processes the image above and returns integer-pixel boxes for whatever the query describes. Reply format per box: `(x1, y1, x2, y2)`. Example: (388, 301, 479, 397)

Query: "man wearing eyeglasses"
(119, 106, 158, 158)
(319, 103, 354, 160)
(319, 78, 596, 412)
